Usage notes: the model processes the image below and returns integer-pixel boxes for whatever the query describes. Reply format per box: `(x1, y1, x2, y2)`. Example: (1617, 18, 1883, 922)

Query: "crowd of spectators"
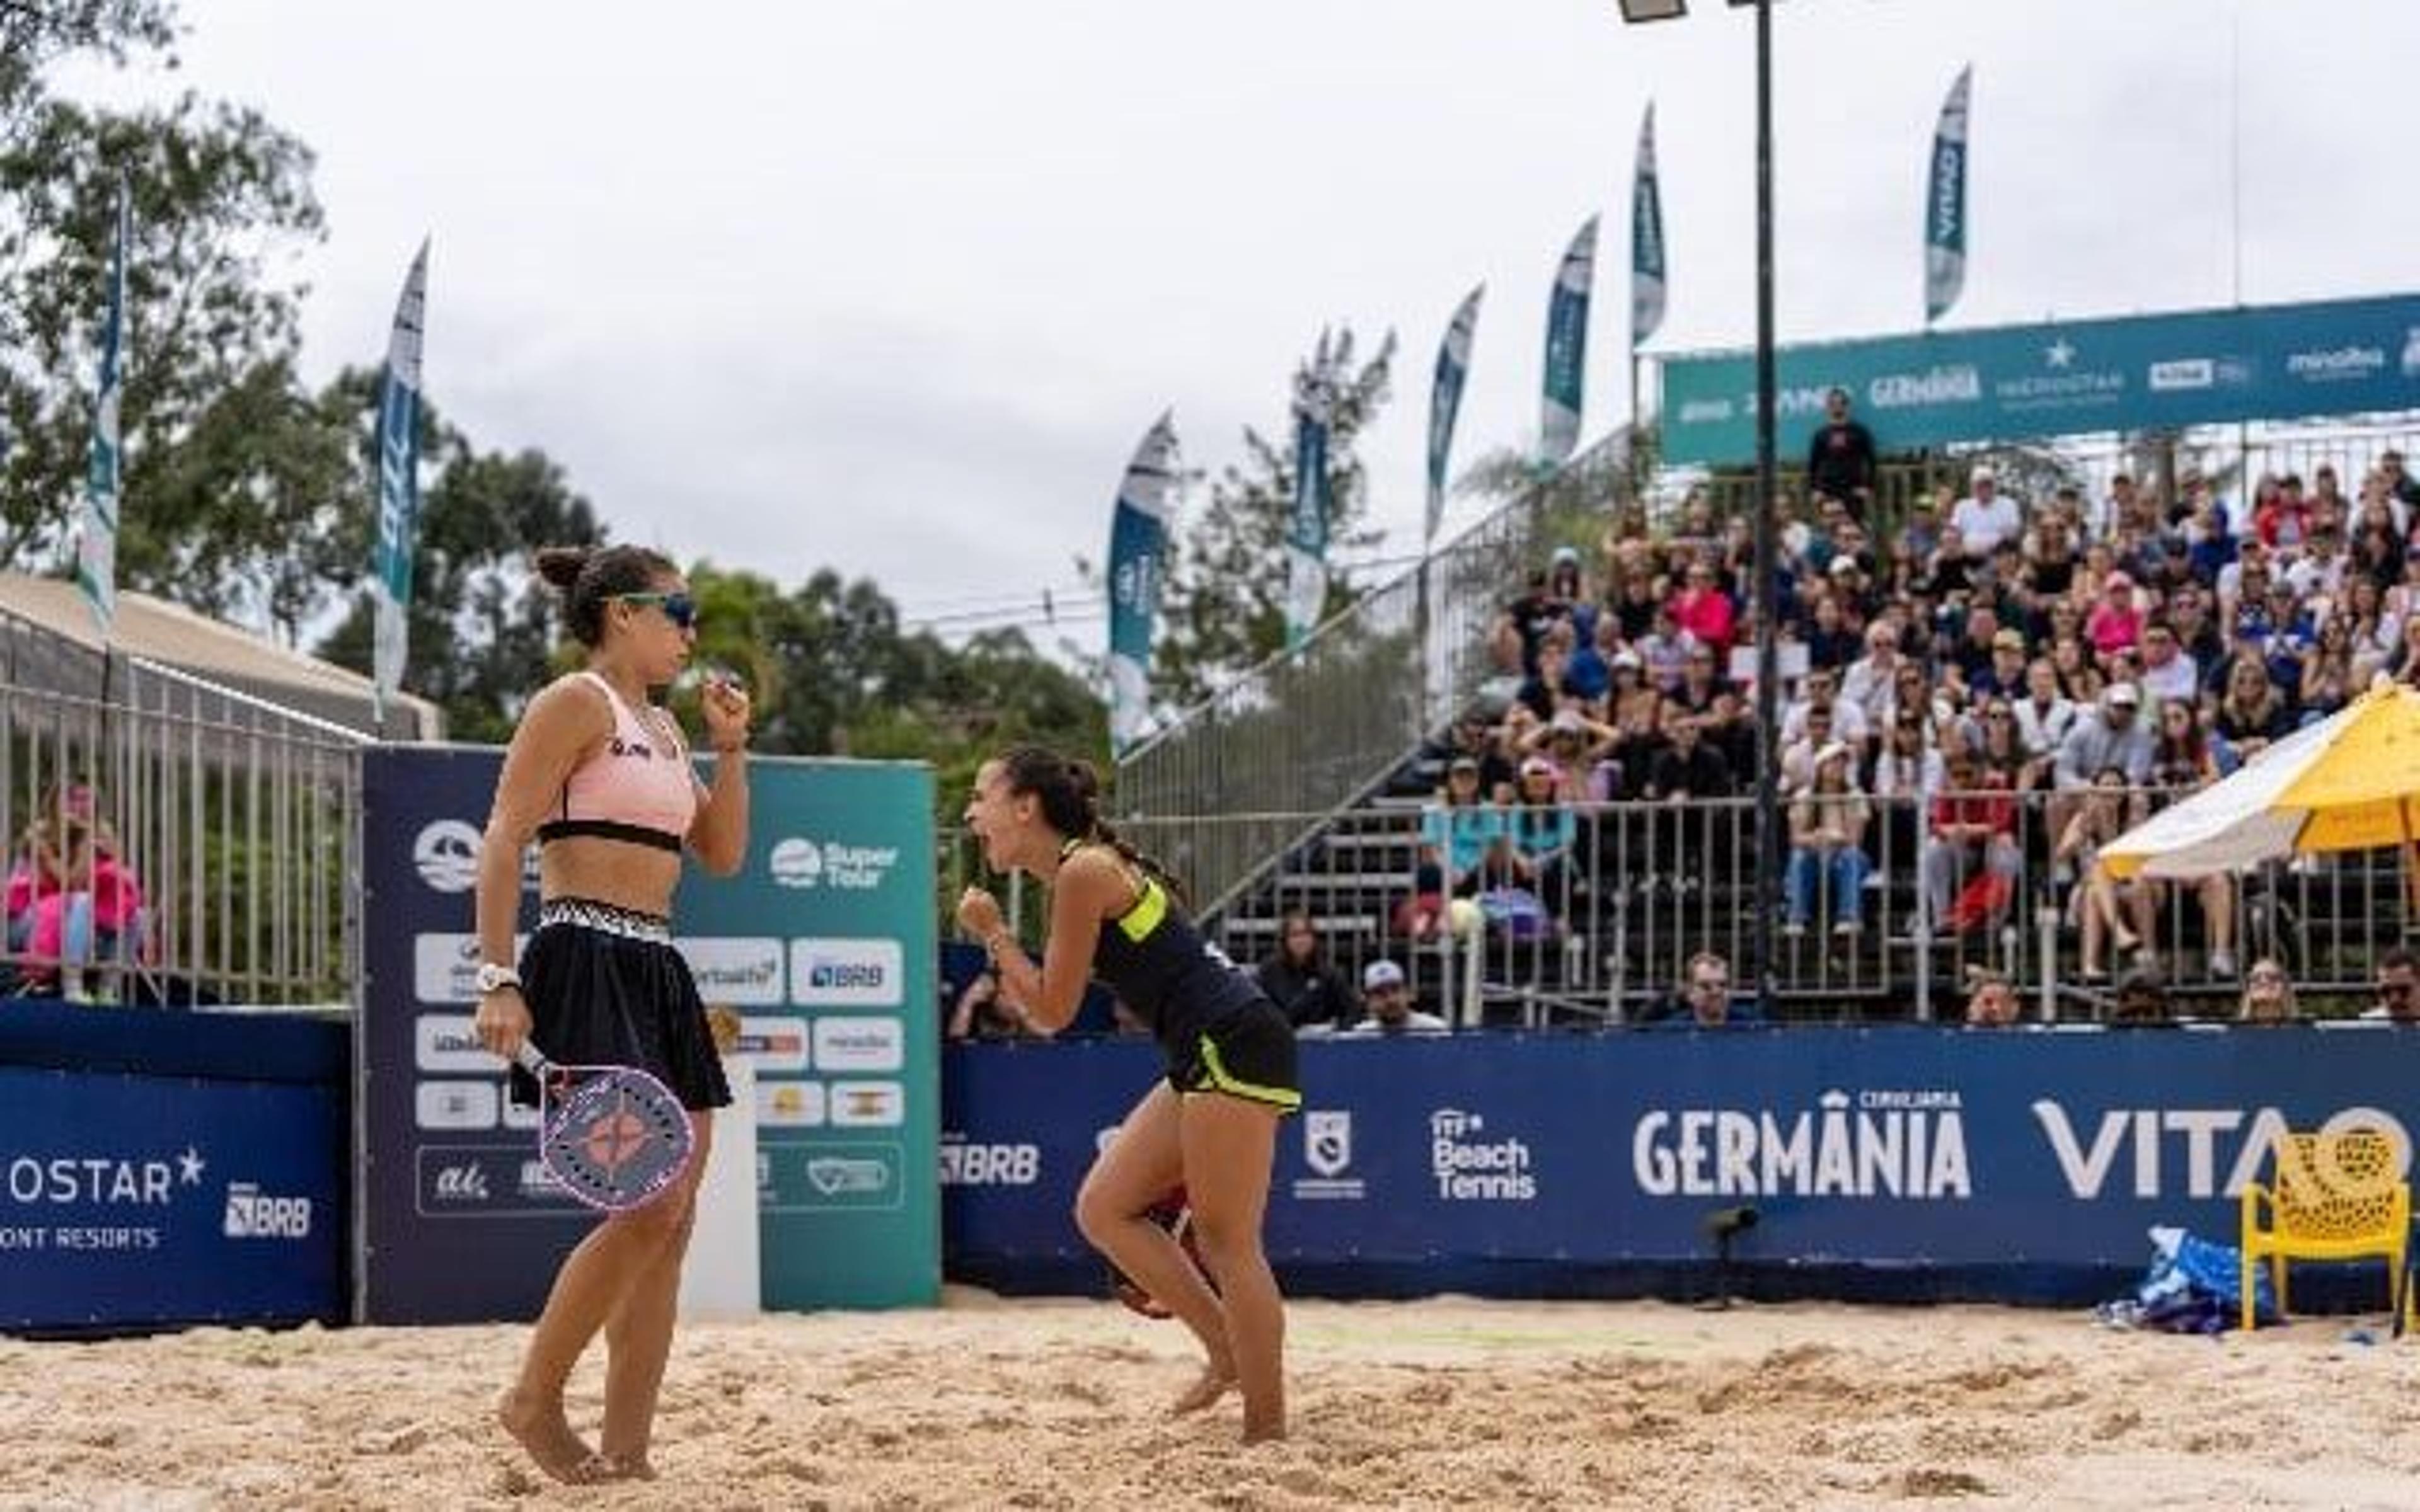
(1428, 408, 2420, 992)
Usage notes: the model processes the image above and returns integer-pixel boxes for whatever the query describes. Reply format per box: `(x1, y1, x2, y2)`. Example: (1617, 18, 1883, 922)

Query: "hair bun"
(533, 546, 591, 592)
(1063, 758, 1100, 806)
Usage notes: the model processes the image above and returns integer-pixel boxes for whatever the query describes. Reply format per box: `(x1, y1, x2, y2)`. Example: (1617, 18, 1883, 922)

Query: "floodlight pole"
(1618, 0, 1782, 1021)
(1748, 0, 1781, 1024)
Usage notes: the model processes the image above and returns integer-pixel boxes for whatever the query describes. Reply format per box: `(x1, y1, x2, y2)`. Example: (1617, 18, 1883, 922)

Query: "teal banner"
(734, 760, 940, 1310)
(358, 748, 938, 1324)
(1659, 292, 2420, 466)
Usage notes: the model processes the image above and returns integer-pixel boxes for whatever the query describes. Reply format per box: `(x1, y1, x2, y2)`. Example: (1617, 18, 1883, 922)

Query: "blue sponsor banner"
(1, 1015, 343, 1330)
(359, 745, 938, 1324)
(1658, 292, 2420, 466)
(944, 1028, 2420, 1302)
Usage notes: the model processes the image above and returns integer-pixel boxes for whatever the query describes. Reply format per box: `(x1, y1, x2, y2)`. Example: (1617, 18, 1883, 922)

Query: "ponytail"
(995, 743, 1185, 904)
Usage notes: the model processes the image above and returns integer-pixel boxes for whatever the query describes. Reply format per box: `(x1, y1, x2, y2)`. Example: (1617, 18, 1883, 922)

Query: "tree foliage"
(0, 0, 1115, 794)
(1153, 326, 1396, 709)
(0, 86, 325, 593)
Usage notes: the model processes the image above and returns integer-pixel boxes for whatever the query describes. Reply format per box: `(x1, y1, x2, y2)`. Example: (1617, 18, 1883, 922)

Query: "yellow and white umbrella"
(2102, 681, 2420, 881)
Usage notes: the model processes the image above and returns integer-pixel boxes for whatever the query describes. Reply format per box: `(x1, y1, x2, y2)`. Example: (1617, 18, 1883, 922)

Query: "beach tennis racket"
(1109, 1188, 1216, 1319)
(514, 1043, 693, 1213)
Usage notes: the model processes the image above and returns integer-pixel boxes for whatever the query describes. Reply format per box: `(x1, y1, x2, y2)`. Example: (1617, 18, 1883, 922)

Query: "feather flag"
(75, 177, 131, 638)
(1105, 411, 1179, 753)
(371, 241, 430, 723)
(1284, 338, 1335, 651)
(1924, 66, 1973, 325)
(1539, 215, 1599, 466)
(1631, 105, 1667, 350)
(1424, 284, 1484, 542)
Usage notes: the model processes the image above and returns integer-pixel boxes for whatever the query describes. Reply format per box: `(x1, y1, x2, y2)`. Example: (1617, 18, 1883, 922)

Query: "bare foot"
(497, 1387, 599, 1486)
(1170, 1363, 1236, 1416)
(581, 1452, 657, 1482)
(1241, 1416, 1288, 1445)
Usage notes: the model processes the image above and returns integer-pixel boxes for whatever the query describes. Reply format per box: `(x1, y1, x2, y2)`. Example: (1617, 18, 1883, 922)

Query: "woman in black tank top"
(959, 744, 1298, 1444)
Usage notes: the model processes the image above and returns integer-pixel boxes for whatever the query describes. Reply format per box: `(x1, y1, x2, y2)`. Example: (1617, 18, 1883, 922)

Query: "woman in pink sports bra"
(471, 542, 752, 1485)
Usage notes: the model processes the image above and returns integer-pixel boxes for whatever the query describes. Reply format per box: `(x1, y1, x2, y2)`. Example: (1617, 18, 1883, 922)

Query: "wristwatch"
(475, 962, 522, 995)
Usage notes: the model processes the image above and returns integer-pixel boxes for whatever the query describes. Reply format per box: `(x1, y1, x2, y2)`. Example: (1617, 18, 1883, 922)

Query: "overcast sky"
(84, 0, 2420, 637)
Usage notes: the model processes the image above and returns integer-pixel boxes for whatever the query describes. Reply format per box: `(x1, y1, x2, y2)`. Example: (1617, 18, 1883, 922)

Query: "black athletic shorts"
(1163, 999, 1301, 1114)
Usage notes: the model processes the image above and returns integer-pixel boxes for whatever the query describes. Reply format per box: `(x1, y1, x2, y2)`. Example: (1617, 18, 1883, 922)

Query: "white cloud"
(78, 0, 2420, 631)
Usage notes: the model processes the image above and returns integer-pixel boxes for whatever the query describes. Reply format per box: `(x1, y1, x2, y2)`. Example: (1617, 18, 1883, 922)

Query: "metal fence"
(1114, 431, 1631, 914)
(940, 788, 2412, 1029)
(1695, 416, 2420, 543)
(3, 610, 366, 1009)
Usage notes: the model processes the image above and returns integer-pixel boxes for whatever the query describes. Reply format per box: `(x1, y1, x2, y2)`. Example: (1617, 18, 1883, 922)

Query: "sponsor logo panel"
(790, 938, 904, 1007)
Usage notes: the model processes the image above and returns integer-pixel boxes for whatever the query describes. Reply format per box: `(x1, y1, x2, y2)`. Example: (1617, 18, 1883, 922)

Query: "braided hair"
(994, 743, 1184, 903)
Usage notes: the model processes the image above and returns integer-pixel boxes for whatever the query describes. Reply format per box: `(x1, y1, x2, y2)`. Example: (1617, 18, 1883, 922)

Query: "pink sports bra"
(537, 672, 698, 854)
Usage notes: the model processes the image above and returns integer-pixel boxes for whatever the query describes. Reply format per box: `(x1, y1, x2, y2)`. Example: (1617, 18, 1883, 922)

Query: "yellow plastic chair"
(2238, 1126, 2410, 1332)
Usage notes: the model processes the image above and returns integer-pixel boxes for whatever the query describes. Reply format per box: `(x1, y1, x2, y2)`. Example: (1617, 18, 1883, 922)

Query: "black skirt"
(505, 898, 732, 1112)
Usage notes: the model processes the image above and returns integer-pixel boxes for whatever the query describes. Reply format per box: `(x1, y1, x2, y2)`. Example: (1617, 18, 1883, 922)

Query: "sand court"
(6, 1291, 2417, 1509)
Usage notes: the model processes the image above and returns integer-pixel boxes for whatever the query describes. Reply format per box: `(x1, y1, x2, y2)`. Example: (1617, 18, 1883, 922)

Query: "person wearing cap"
(1341, 959, 1447, 1036)
(2053, 682, 2153, 791)
(2048, 682, 2153, 854)
(1518, 707, 1616, 800)
(1418, 755, 1506, 907)
(1951, 464, 2020, 559)
(1783, 740, 1872, 937)
(1499, 754, 1578, 907)
(2085, 570, 2144, 658)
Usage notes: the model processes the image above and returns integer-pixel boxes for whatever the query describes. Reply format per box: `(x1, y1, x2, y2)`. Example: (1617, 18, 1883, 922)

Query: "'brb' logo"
(222, 1183, 313, 1239)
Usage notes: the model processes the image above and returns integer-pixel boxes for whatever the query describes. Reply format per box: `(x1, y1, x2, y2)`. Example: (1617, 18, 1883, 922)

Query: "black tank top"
(1068, 839, 1264, 1050)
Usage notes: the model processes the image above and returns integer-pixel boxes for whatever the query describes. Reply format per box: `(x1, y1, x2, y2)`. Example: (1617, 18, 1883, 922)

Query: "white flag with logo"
(1924, 66, 1972, 325)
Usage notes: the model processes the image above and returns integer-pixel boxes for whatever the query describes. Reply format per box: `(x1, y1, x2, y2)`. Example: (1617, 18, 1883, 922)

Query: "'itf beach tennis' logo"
(413, 820, 483, 892)
(1430, 1108, 1536, 1202)
(1291, 1110, 1364, 1201)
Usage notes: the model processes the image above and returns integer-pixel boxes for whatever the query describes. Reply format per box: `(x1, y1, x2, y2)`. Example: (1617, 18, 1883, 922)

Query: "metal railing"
(941, 788, 2413, 1029)
(3, 609, 367, 1008)
(1114, 430, 1632, 913)
(1693, 417, 2420, 544)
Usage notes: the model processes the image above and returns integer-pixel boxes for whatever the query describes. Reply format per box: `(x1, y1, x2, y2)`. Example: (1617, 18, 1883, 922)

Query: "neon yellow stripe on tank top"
(1063, 835, 1167, 943)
